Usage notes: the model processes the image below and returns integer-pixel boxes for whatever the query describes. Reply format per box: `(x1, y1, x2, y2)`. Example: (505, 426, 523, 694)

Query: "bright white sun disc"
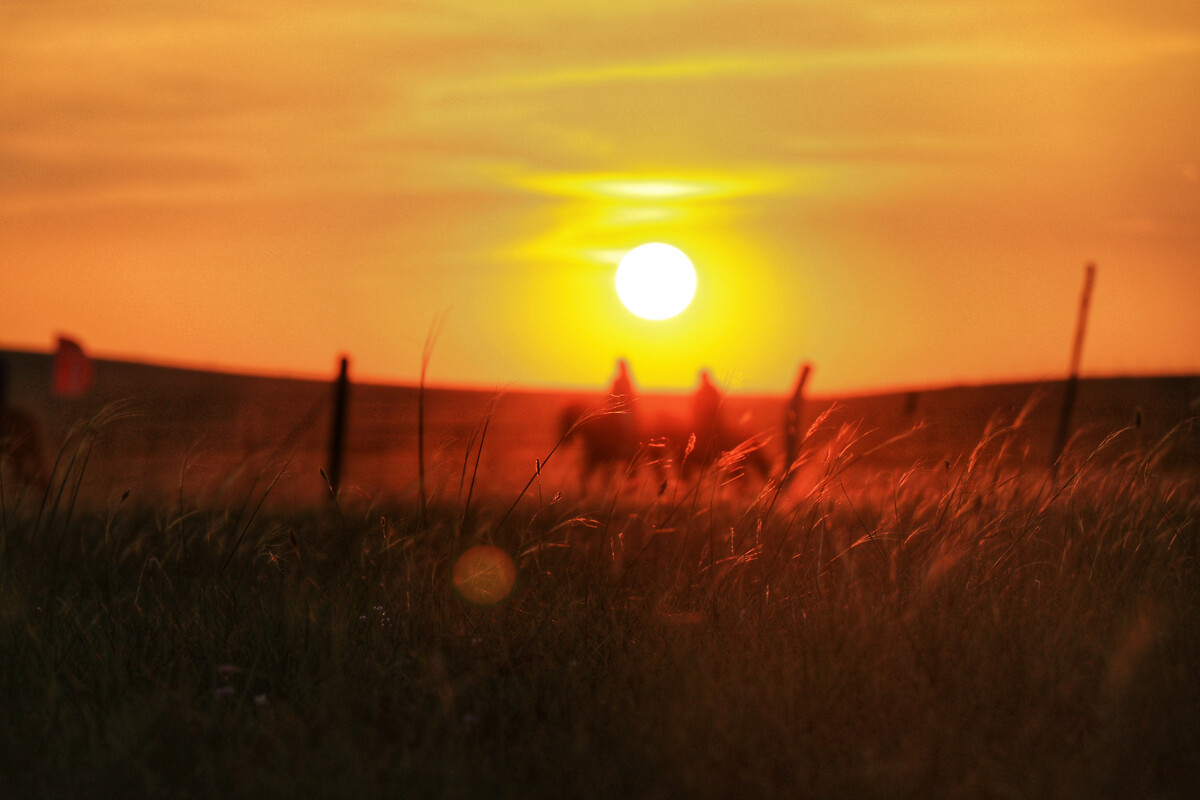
(615, 243, 697, 320)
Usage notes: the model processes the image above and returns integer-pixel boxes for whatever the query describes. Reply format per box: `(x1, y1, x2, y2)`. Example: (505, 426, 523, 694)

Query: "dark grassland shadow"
(0, 405, 1197, 799)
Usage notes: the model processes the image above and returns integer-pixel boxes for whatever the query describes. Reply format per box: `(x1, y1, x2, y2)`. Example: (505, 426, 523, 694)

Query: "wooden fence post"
(1052, 263, 1096, 475)
(328, 356, 350, 496)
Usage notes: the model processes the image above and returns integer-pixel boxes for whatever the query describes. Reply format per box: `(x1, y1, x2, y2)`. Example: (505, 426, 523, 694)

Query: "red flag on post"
(52, 336, 93, 397)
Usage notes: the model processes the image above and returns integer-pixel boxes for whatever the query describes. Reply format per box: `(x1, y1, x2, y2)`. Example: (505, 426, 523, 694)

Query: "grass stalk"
(418, 313, 447, 528)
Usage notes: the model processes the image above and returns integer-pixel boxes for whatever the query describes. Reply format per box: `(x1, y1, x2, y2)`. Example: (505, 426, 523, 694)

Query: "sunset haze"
(3, 0, 1198, 393)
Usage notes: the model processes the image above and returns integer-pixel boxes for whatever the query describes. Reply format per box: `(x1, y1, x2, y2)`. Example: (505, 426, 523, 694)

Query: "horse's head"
(558, 401, 589, 442)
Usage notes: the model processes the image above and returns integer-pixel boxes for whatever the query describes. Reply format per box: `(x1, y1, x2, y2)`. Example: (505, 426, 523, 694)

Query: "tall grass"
(0, 407, 1197, 798)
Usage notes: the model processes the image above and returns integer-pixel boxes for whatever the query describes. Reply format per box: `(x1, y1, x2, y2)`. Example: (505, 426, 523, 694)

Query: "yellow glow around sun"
(500, 171, 791, 388)
(615, 243, 697, 320)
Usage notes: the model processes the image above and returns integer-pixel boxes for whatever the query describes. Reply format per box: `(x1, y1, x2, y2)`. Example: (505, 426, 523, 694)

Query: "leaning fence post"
(328, 356, 350, 496)
(784, 362, 813, 476)
(1051, 263, 1096, 475)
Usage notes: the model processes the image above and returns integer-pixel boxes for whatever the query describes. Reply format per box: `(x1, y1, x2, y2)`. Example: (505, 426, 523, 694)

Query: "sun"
(615, 243, 697, 320)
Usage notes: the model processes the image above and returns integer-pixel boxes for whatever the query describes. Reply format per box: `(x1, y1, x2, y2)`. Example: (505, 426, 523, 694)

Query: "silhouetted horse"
(558, 400, 774, 490)
(558, 399, 640, 488)
(0, 409, 45, 497)
(1, 361, 47, 499)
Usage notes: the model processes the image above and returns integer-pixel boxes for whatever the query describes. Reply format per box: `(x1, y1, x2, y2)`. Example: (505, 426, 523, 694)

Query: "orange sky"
(3, 1, 1198, 394)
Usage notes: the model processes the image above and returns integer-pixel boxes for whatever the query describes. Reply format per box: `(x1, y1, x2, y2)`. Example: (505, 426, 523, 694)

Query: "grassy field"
(3, 349, 1197, 507)
(1, 358, 1199, 798)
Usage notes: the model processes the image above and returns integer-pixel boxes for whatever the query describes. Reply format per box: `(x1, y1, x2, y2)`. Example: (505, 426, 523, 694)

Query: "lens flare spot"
(452, 545, 516, 605)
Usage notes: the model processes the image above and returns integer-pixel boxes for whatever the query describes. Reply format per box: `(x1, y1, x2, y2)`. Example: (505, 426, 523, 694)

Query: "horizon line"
(3, 345, 1194, 402)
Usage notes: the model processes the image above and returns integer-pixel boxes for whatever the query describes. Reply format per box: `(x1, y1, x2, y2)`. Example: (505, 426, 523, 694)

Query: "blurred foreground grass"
(1, 414, 1198, 799)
